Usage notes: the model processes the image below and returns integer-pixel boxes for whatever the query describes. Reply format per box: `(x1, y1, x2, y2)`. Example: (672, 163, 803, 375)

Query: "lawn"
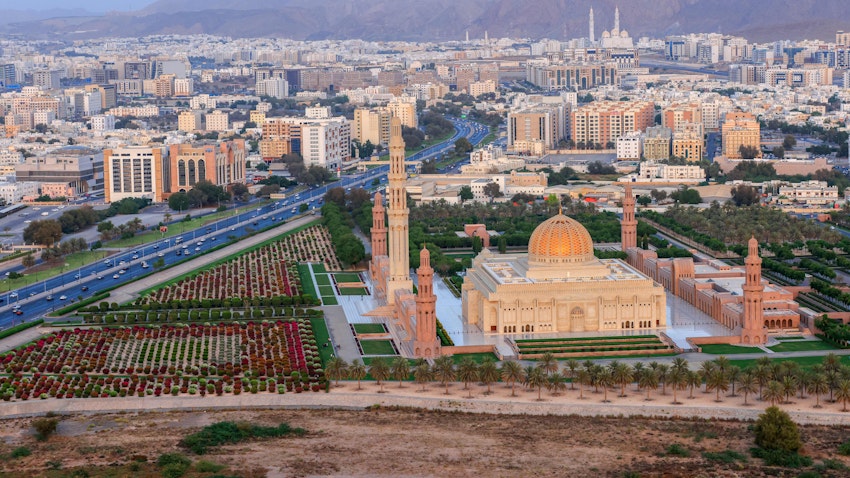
(321, 295, 338, 306)
(314, 274, 331, 286)
(5, 251, 110, 290)
(767, 340, 837, 353)
(728, 354, 850, 371)
(311, 263, 328, 274)
(310, 317, 333, 367)
(338, 287, 368, 296)
(353, 323, 387, 334)
(699, 344, 763, 355)
(297, 264, 317, 300)
(318, 285, 335, 296)
(515, 335, 659, 344)
(333, 272, 362, 283)
(360, 339, 397, 355)
(451, 352, 498, 364)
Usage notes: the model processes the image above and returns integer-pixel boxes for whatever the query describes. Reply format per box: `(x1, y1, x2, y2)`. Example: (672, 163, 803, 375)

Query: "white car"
(59, 295, 67, 300)
(112, 274, 120, 279)
(41, 212, 48, 216)
(9, 292, 18, 299)
(157, 252, 164, 257)
(131, 255, 138, 260)
(195, 247, 201, 252)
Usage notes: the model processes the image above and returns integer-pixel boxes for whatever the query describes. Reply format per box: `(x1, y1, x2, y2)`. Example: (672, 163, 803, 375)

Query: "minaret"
(589, 7, 595, 43)
(742, 236, 767, 345)
(614, 6, 620, 34)
(386, 117, 412, 303)
(621, 183, 637, 251)
(371, 191, 387, 258)
(414, 245, 440, 358)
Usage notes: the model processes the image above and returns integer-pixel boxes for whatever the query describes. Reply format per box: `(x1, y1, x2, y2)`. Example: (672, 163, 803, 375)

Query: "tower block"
(386, 116, 412, 302)
(414, 245, 440, 358)
(621, 183, 637, 251)
(741, 236, 767, 345)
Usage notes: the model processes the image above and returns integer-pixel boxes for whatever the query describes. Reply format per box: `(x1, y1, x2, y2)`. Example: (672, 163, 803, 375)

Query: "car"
(97, 275, 103, 280)
(74, 273, 80, 279)
(59, 295, 66, 300)
(81, 286, 89, 291)
(291, 208, 296, 213)
(131, 255, 138, 260)
(113, 274, 119, 279)
(33, 207, 40, 211)
(41, 212, 49, 216)
(176, 251, 182, 256)
(230, 227, 235, 231)
(211, 237, 216, 241)
(46, 295, 53, 301)
(9, 292, 18, 299)
(153, 244, 159, 249)
(182, 244, 188, 249)
(196, 242, 202, 246)
(24, 220, 31, 224)
(157, 252, 164, 257)
(29, 292, 36, 297)
(104, 260, 111, 265)
(51, 208, 58, 212)
(119, 261, 126, 266)
(119, 269, 126, 274)
(14, 310, 22, 316)
(195, 247, 201, 252)
(184, 250, 191, 256)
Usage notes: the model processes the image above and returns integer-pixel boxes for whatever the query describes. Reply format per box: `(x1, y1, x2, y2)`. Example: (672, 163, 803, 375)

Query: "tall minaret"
(621, 183, 637, 251)
(614, 6, 620, 34)
(371, 191, 387, 258)
(414, 245, 440, 358)
(742, 236, 767, 345)
(589, 7, 595, 43)
(386, 117, 412, 303)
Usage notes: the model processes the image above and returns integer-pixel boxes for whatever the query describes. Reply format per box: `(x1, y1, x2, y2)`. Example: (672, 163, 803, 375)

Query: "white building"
(103, 146, 166, 203)
(621, 162, 704, 183)
(173, 78, 194, 97)
(91, 114, 116, 132)
(0, 180, 39, 204)
(0, 148, 24, 176)
(190, 94, 217, 110)
(616, 131, 642, 160)
(299, 117, 351, 171)
(256, 78, 288, 99)
(777, 180, 839, 206)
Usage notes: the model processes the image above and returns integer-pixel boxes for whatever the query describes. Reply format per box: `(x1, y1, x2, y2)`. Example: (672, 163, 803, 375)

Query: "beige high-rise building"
(468, 79, 496, 97)
(838, 31, 850, 47)
(508, 106, 563, 152)
(387, 99, 418, 129)
(178, 111, 202, 132)
(205, 110, 229, 132)
(643, 126, 672, 161)
(722, 111, 760, 159)
(167, 140, 246, 194)
(353, 108, 392, 145)
(249, 111, 266, 126)
(672, 123, 704, 162)
(663, 103, 702, 132)
(103, 146, 166, 203)
(571, 101, 655, 147)
(259, 118, 297, 160)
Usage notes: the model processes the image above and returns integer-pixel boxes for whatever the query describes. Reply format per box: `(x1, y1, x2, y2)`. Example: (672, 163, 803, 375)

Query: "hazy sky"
(0, 0, 156, 11)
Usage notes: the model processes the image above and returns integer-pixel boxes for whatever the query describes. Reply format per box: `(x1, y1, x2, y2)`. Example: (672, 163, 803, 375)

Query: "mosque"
(590, 6, 634, 49)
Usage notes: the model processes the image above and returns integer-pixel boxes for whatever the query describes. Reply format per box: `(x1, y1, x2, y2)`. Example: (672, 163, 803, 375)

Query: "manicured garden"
(699, 344, 763, 355)
(514, 335, 674, 359)
(353, 323, 387, 334)
(359, 339, 397, 355)
(767, 339, 837, 353)
(0, 320, 328, 401)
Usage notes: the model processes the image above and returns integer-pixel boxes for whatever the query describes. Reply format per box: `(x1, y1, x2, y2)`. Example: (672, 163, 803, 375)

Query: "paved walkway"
(0, 325, 45, 354)
(321, 305, 362, 362)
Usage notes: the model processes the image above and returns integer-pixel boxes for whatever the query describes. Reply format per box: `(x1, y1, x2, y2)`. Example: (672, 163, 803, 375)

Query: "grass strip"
(0, 319, 44, 340)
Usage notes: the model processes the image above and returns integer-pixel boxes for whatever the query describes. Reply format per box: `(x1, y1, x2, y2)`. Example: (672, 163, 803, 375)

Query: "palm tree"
(589, 364, 604, 393)
(639, 369, 659, 401)
(808, 373, 829, 408)
(699, 361, 716, 393)
(576, 368, 591, 400)
(597, 368, 613, 403)
(612, 362, 633, 397)
(834, 379, 850, 412)
(526, 367, 548, 401)
(713, 356, 730, 374)
(796, 370, 812, 400)
(457, 358, 479, 397)
(826, 369, 840, 403)
(349, 360, 367, 390)
(548, 371, 567, 396)
(478, 358, 500, 395)
(671, 357, 689, 374)
(668, 368, 688, 405)
(565, 359, 580, 390)
(763, 380, 784, 406)
(737, 372, 757, 406)
(433, 355, 456, 395)
(325, 357, 348, 387)
(753, 365, 771, 400)
(631, 362, 645, 392)
(390, 357, 411, 388)
(413, 363, 432, 392)
(823, 353, 842, 373)
(500, 360, 524, 397)
(369, 357, 391, 393)
(657, 364, 671, 395)
(687, 370, 701, 399)
(726, 366, 742, 397)
(538, 352, 559, 376)
(781, 375, 798, 404)
(705, 368, 729, 402)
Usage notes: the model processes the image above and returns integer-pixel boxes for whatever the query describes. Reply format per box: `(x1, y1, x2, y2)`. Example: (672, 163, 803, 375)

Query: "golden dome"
(528, 213, 595, 266)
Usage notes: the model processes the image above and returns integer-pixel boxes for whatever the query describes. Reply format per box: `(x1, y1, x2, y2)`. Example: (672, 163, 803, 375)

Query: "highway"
(0, 117, 489, 330)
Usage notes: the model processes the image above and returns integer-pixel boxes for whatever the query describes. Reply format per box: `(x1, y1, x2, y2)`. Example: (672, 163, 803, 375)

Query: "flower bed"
(0, 321, 327, 401)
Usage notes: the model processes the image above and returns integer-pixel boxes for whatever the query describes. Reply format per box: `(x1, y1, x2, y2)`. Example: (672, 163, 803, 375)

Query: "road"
(640, 58, 729, 77)
(0, 117, 488, 330)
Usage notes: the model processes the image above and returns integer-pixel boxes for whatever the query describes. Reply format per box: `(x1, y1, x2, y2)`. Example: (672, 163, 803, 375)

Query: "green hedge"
(0, 319, 44, 340)
(50, 292, 110, 316)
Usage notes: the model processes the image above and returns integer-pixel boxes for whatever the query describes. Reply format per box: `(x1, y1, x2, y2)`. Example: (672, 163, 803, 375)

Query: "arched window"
(198, 159, 206, 183)
(188, 160, 196, 186)
(177, 160, 186, 186)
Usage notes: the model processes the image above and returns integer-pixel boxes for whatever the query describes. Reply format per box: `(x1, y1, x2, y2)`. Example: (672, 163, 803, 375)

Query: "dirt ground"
(0, 407, 849, 478)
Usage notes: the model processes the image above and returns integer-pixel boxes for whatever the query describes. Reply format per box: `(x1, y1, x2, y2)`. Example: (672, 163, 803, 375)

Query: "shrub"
(157, 452, 191, 468)
(11, 446, 31, 458)
(180, 421, 305, 455)
(194, 460, 226, 473)
(665, 444, 690, 457)
(754, 406, 802, 453)
(702, 450, 747, 464)
(838, 440, 850, 456)
(750, 447, 812, 468)
(161, 463, 189, 478)
(32, 417, 59, 441)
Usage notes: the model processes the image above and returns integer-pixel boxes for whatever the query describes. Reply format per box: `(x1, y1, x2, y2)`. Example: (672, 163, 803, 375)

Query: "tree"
(730, 185, 760, 206)
(482, 181, 503, 201)
(668, 369, 688, 405)
(639, 369, 659, 401)
(454, 137, 473, 156)
(325, 357, 349, 387)
(835, 379, 850, 412)
(763, 380, 784, 407)
(21, 254, 35, 269)
(390, 357, 411, 388)
(23, 220, 62, 247)
(500, 360, 524, 397)
(597, 368, 613, 402)
(637, 195, 652, 207)
(650, 189, 667, 202)
(32, 417, 59, 441)
(739, 144, 761, 160)
(433, 355, 456, 395)
(459, 186, 473, 202)
(612, 362, 633, 397)
(231, 183, 249, 201)
(587, 161, 616, 175)
(525, 366, 547, 401)
(478, 358, 500, 395)
(771, 146, 785, 158)
(808, 373, 829, 408)
(548, 371, 568, 396)
(783, 134, 797, 150)
(255, 162, 269, 171)
(348, 360, 367, 390)
(168, 192, 190, 212)
(737, 372, 757, 406)
(670, 186, 701, 204)
(457, 357, 479, 398)
(368, 357, 390, 393)
(754, 406, 802, 453)
(413, 363, 432, 391)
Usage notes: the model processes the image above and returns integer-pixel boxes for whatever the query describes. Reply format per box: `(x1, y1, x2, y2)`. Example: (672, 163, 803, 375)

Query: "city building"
(178, 111, 203, 132)
(205, 111, 230, 132)
(103, 145, 167, 203)
(15, 146, 104, 195)
(90, 114, 116, 132)
(722, 111, 760, 159)
(616, 131, 642, 160)
(256, 78, 289, 99)
(671, 123, 704, 162)
(353, 108, 392, 146)
(508, 105, 566, 152)
(776, 180, 839, 206)
(642, 126, 673, 160)
(571, 101, 654, 148)
(167, 140, 246, 194)
(387, 98, 418, 128)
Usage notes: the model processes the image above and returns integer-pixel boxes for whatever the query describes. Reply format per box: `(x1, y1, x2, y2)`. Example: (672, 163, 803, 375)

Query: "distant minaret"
(742, 236, 767, 345)
(414, 244, 440, 358)
(465, 30, 469, 42)
(386, 117, 412, 303)
(614, 6, 620, 33)
(621, 183, 637, 251)
(371, 191, 387, 258)
(484, 30, 489, 42)
(589, 7, 595, 43)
